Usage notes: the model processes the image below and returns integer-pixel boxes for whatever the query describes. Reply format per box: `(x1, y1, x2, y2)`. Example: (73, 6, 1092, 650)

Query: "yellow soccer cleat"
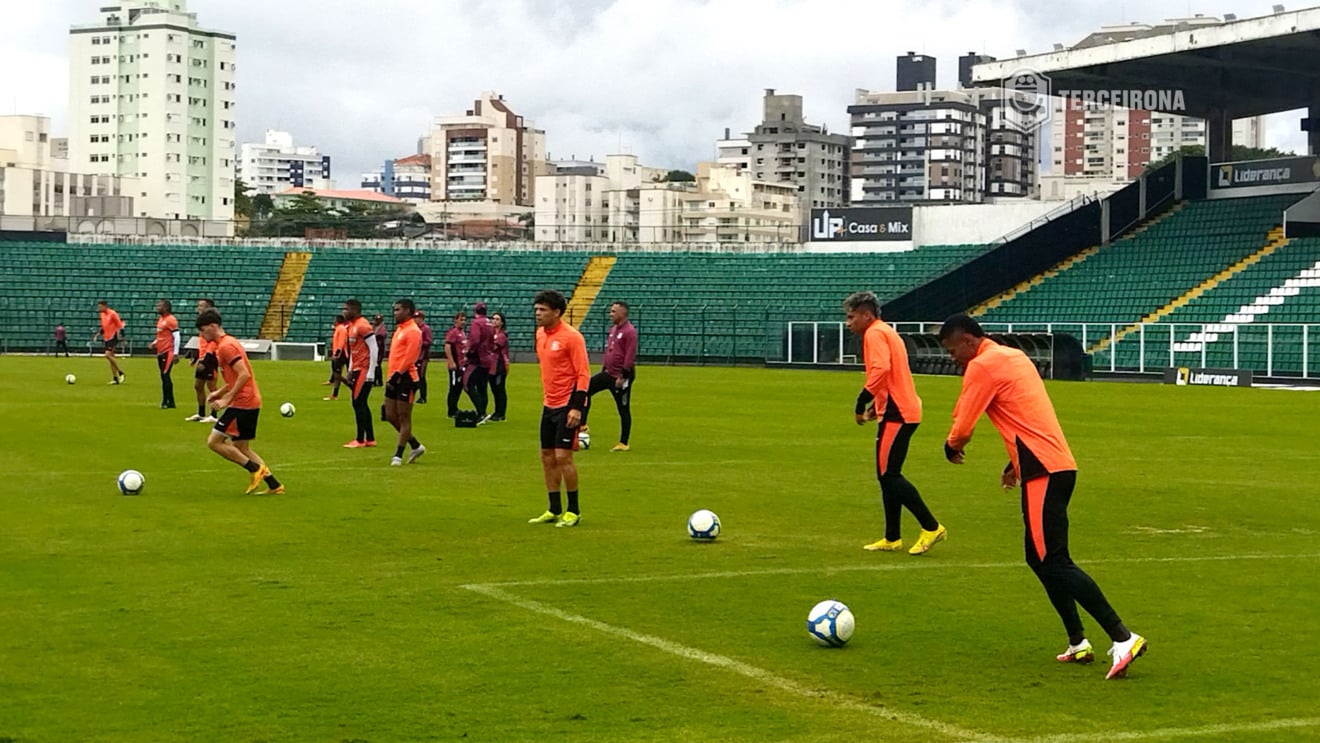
(255, 485, 285, 495)
(610, 443, 630, 452)
(245, 465, 271, 494)
(908, 524, 947, 555)
(556, 512, 581, 528)
(528, 510, 560, 524)
(863, 538, 904, 552)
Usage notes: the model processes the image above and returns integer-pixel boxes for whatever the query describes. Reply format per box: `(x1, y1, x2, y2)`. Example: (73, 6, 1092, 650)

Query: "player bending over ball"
(939, 314, 1145, 679)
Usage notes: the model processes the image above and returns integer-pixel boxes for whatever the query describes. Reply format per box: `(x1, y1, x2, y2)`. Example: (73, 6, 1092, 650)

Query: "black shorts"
(384, 375, 416, 402)
(156, 353, 177, 374)
(103, 338, 119, 353)
(540, 405, 582, 451)
(214, 407, 260, 441)
(195, 353, 218, 380)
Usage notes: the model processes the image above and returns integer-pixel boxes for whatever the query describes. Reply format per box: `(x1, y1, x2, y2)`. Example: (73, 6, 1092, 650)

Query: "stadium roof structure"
(972, 6, 1320, 160)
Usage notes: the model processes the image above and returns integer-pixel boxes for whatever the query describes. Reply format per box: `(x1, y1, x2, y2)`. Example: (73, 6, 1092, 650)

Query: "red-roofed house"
(273, 187, 414, 214)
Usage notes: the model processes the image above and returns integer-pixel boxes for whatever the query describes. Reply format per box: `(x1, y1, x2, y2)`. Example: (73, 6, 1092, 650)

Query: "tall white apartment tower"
(68, 0, 236, 220)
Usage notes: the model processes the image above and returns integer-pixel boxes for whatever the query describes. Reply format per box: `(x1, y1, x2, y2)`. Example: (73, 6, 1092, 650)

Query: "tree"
(661, 169, 696, 183)
(252, 193, 274, 220)
(1143, 143, 1298, 173)
(233, 178, 253, 218)
(286, 190, 326, 214)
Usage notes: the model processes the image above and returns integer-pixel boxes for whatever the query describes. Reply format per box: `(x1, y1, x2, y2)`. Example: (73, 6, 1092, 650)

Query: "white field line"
(1010, 717, 1320, 743)
(464, 583, 1002, 743)
(467, 552, 1320, 743)
(472, 552, 1320, 588)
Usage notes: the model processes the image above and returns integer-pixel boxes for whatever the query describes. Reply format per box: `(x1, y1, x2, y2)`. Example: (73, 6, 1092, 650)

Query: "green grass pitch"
(2, 354, 1318, 742)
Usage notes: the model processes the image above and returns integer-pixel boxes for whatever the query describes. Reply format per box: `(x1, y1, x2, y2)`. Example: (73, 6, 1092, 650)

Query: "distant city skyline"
(3, 0, 1311, 186)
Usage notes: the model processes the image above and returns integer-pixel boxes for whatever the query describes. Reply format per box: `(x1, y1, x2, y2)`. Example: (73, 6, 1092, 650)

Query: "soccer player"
(150, 299, 181, 409)
(54, 323, 70, 357)
(938, 314, 1146, 680)
(465, 302, 495, 421)
(384, 299, 426, 466)
(443, 311, 467, 418)
(342, 298, 379, 448)
(187, 298, 221, 423)
(197, 308, 283, 495)
(584, 300, 637, 452)
(489, 311, 510, 421)
(844, 291, 945, 554)
(528, 289, 591, 528)
(96, 300, 125, 384)
(415, 311, 433, 404)
(372, 313, 388, 382)
(325, 315, 349, 401)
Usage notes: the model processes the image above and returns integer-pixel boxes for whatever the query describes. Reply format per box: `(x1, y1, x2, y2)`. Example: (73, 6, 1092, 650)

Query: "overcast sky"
(2, 0, 1311, 184)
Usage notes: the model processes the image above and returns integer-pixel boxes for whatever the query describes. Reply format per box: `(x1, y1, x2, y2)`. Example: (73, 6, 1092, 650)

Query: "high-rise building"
(958, 52, 996, 89)
(896, 53, 937, 92)
(238, 130, 331, 195)
(849, 87, 1038, 203)
(1049, 17, 1268, 179)
(426, 91, 548, 206)
(717, 89, 850, 224)
(533, 155, 799, 244)
(67, 0, 236, 221)
(1, 114, 140, 218)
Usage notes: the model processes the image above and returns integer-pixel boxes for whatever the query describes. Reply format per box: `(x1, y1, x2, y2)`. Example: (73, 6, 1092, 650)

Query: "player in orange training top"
(940, 314, 1145, 680)
(527, 289, 591, 528)
(151, 299, 180, 409)
(197, 308, 284, 495)
(843, 291, 945, 555)
(97, 300, 125, 384)
(383, 299, 426, 466)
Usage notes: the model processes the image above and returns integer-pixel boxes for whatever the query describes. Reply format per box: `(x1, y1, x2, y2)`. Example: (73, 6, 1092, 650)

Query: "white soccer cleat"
(1106, 634, 1148, 679)
(406, 444, 426, 464)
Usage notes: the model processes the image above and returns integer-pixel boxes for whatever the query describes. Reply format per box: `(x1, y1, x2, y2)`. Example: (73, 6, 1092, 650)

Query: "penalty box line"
(463, 582, 1002, 743)
(473, 551, 1320, 589)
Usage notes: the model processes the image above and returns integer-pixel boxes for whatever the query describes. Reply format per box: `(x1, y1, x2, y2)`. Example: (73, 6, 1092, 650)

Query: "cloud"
(5, 0, 1312, 182)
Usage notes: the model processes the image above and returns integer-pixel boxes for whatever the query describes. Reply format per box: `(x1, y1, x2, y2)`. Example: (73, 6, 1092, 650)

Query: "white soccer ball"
(117, 469, 145, 496)
(577, 430, 591, 449)
(807, 599, 855, 647)
(280, 402, 296, 418)
(687, 509, 721, 541)
(65, 374, 77, 385)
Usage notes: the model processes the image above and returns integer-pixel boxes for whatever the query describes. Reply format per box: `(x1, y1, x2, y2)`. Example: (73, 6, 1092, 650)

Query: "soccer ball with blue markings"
(117, 469, 145, 496)
(687, 509, 721, 541)
(807, 600, 854, 647)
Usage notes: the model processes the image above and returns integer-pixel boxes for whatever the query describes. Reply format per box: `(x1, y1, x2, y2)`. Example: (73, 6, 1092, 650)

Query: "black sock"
(548, 491, 562, 514)
(197, 404, 206, 417)
(242, 459, 261, 473)
(264, 474, 281, 488)
(395, 446, 405, 458)
(566, 490, 579, 515)
(409, 437, 421, 449)
(1069, 631, 1088, 647)
(1105, 622, 1131, 643)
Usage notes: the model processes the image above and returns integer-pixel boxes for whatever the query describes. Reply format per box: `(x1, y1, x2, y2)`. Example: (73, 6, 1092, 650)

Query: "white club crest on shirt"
(551, 340, 562, 350)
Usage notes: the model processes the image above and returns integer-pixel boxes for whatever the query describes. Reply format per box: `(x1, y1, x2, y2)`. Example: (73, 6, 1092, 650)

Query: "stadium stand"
(284, 248, 591, 351)
(1105, 235, 1320, 373)
(0, 241, 285, 353)
(577, 244, 988, 360)
(977, 195, 1302, 330)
